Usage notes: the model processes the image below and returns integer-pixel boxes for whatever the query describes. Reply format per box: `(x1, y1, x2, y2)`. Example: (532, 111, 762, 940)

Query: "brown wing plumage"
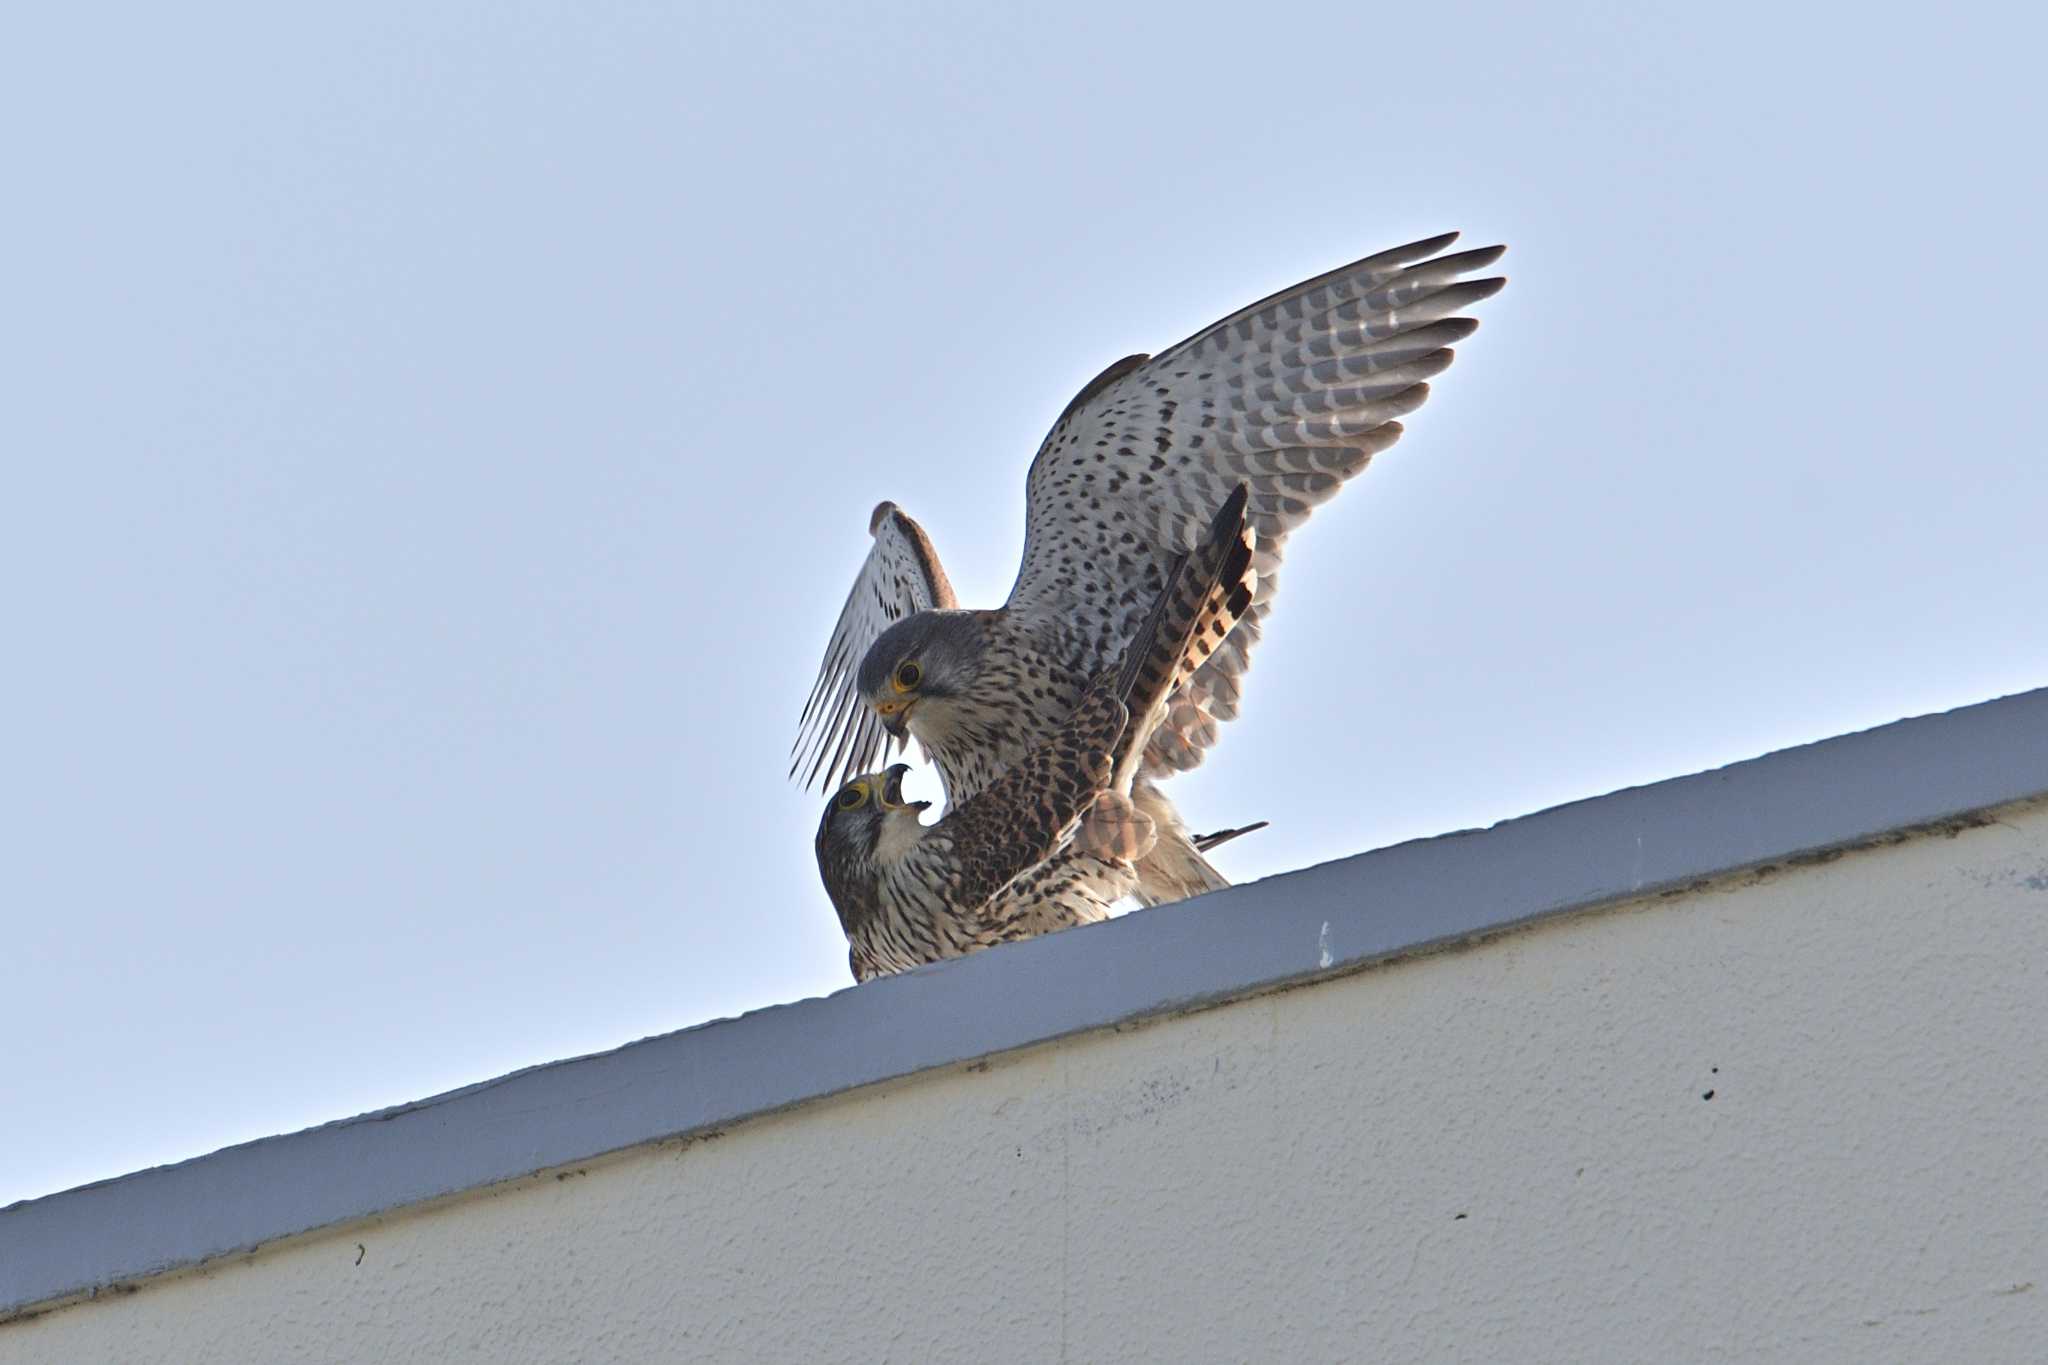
(1105, 483, 1256, 786)
(792, 502, 956, 791)
(897, 497, 1259, 920)
(916, 681, 1127, 909)
(1003, 232, 1506, 777)
(835, 518, 1263, 979)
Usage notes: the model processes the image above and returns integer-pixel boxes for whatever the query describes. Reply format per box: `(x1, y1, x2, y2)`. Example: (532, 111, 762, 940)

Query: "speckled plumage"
(815, 681, 1127, 982)
(816, 494, 1256, 980)
(794, 231, 1506, 905)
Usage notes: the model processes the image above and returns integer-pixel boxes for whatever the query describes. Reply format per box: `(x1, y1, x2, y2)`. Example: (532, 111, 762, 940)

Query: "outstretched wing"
(792, 502, 956, 791)
(1004, 231, 1505, 777)
(911, 680, 1127, 910)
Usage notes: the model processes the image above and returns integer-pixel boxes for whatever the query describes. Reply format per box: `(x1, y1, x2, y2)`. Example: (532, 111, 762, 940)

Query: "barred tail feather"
(1104, 484, 1258, 907)
(1111, 483, 1256, 784)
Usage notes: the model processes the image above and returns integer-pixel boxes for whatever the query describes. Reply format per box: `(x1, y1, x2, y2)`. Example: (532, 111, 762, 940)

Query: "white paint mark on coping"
(1318, 921, 1333, 969)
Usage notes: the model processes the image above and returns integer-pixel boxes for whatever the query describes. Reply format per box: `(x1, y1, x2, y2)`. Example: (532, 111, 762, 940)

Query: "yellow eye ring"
(836, 781, 870, 812)
(892, 661, 922, 694)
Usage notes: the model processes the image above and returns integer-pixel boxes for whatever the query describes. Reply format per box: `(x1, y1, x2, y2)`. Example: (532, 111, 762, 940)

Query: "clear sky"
(6, 4, 2043, 1207)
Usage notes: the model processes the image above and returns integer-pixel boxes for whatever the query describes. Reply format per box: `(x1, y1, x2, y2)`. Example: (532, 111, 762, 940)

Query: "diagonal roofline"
(6, 685, 2047, 1322)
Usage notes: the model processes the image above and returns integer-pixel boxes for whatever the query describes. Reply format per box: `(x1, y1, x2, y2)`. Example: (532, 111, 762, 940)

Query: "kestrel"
(817, 488, 1254, 981)
(795, 232, 1505, 905)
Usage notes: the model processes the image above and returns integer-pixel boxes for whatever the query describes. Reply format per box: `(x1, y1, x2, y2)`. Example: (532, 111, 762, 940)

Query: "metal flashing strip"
(5, 686, 2046, 1320)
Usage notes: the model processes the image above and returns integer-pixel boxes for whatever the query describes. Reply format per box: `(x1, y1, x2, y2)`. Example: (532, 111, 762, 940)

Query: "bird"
(794, 231, 1505, 906)
(817, 488, 1254, 982)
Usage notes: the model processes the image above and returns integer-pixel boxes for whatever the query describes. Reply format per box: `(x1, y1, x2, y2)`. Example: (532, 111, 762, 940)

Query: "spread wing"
(1003, 231, 1505, 777)
(910, 680, 1126, 910)
(792, 502, 956, 791)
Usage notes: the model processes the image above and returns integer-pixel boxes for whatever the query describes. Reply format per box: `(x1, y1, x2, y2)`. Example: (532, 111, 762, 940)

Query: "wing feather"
(791, 503, 956, 791)
(910, 682, 1126, 910)
(1004, 231, 1505, 776)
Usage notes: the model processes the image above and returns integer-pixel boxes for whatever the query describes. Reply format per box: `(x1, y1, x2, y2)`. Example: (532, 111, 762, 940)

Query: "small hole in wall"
(1701, 1090, 1716, 1101)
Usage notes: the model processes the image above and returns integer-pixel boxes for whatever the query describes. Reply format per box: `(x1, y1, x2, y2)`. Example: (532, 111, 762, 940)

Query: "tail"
(1192, 820, 1269, 853)
(1110, 483, 1255, 787)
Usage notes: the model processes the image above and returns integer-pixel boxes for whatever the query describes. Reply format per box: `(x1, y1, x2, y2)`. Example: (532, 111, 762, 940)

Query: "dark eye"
(893, 661, 922, 692)
(836, 782, 869, 812)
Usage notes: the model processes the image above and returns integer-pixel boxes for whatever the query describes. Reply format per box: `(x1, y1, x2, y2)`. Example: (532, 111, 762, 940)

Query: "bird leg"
(1076, 790, 1157, 864)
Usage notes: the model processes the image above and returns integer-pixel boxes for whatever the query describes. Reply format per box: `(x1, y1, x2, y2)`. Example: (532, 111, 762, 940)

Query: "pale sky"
(6, 3, 2044, 1207)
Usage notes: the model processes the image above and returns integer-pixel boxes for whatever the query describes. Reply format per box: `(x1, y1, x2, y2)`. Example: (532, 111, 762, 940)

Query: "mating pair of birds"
(794, 231, 1506, 982)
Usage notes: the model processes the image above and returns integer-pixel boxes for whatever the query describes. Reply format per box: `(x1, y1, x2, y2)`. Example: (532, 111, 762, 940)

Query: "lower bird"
(816, 486, 1254, 981)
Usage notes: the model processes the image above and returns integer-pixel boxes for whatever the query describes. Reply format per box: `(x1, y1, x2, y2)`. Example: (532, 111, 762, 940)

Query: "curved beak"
(874, 696, 913, 740)
(877, 763, 930, 813)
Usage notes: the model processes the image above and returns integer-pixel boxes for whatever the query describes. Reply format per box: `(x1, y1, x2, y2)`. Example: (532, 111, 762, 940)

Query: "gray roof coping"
(5, 685, 2047, 1321)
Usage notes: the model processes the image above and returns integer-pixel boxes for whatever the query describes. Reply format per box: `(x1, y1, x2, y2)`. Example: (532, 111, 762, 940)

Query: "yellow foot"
(1077, 791, 1158, 863)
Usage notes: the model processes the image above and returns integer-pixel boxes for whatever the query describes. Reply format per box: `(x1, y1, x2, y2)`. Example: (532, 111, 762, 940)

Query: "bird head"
(856, 610, 986, 744)
(814, 764, 932, 920)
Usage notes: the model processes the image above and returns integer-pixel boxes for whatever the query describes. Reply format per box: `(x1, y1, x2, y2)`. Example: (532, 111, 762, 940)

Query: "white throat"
(873, 811, 926, 865)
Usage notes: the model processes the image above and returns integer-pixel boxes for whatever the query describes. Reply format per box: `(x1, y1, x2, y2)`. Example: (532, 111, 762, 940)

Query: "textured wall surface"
(8, 803, 2046, 1363)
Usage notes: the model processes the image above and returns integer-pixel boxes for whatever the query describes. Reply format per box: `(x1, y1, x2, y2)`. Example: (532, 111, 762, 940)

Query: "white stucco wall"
(9, 801, 2046, 1363)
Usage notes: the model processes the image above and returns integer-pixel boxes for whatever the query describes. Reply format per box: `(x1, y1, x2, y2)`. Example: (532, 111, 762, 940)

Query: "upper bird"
(793, 231, 1506, 906)
(816, 487, 1256, 982)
